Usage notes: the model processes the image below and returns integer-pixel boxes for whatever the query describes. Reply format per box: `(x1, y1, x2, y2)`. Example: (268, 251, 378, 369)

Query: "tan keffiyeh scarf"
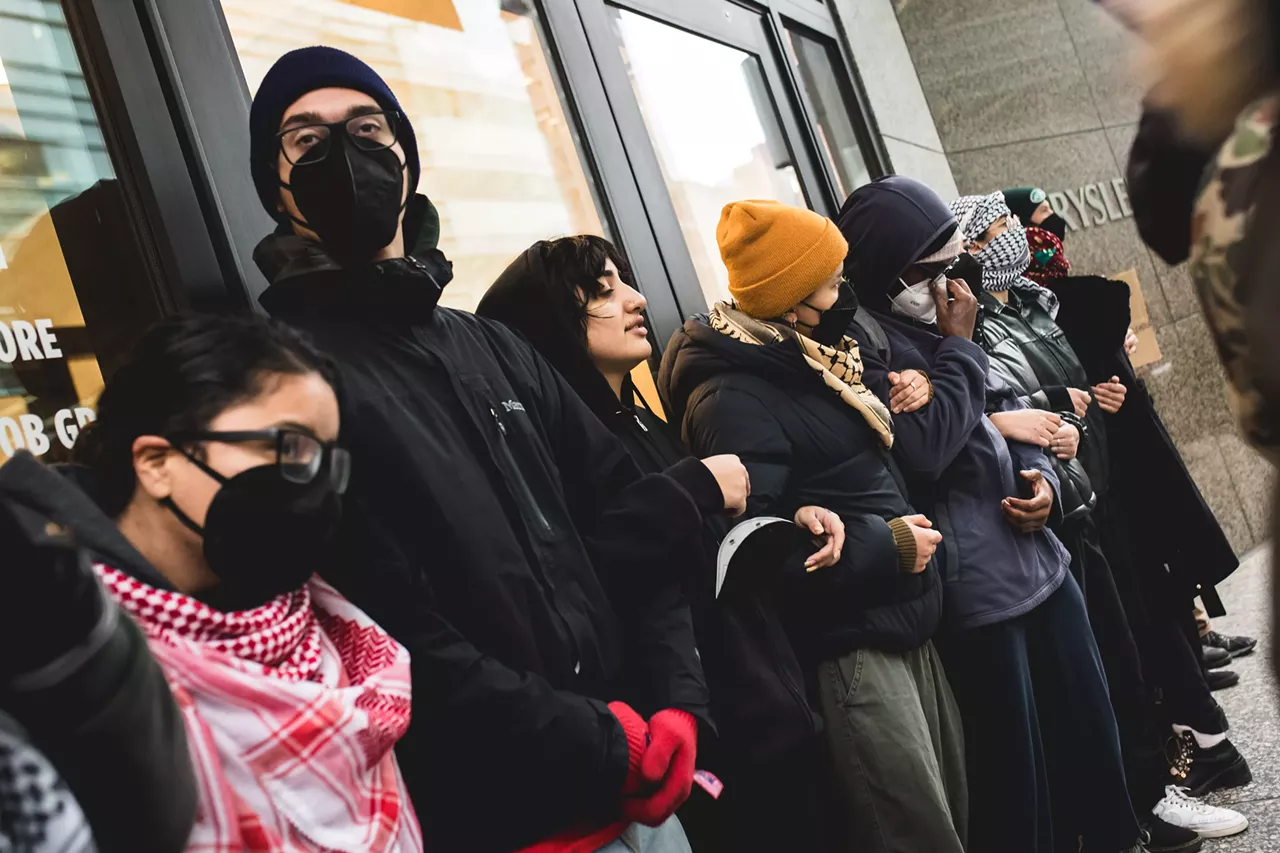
(709, 302, 894, 447)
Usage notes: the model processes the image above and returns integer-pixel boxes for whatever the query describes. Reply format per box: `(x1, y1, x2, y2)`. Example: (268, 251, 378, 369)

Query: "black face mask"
(163, 460, 342, 611)
(1038, 213, 1068, 241)
(282, 134, 407, 263)
(949, 253, 985, 294)
(801, 280, 859, 347)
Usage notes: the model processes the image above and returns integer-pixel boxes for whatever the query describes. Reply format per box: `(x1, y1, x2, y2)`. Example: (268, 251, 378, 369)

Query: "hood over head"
(836, 175, 960, 314)
(476, 242, 626, 424)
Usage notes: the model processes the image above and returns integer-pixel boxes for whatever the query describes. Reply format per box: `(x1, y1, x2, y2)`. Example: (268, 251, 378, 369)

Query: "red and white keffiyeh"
(96, 566, 423, 853)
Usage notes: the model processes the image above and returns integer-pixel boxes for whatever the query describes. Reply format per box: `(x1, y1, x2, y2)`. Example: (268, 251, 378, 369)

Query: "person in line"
(249, 47, 716, 852)
(0, 486, 196, 853)
(1001, 190, 1253, 785)
(837, 174, 1180, 853)
(477, 235, 846, 852)
(659, 199, 966, 853)
(949, 191, 1250, 842)
(0, 313, 422, 852)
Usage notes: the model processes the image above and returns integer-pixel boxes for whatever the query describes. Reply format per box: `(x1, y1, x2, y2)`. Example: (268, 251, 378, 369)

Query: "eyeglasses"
(168, 429, 352, 493)
(275, 110, 400, 166)
(901, 257, 960, 289)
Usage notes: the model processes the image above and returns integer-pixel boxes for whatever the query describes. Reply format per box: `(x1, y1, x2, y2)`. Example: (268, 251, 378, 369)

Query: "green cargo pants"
(818, 641, 968, 853)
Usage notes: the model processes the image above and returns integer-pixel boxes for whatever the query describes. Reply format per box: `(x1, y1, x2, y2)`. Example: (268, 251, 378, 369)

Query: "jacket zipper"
(756, 600, 817, 732)
(489, 407, 554, 536)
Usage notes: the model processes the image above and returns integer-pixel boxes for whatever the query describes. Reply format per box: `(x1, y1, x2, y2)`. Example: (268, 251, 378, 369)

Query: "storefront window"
(223, 0, 608, 313)
(0, 1, 134, 465)
(609, 7, 804, 307)
(787, 28, 870, 200)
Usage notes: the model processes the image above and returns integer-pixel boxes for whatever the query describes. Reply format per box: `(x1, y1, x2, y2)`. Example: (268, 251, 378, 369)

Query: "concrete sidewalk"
(1199, 546, 1277, 851)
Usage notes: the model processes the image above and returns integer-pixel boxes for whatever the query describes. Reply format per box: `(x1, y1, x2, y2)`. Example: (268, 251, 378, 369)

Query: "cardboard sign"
(1111, 268, 1163, 369)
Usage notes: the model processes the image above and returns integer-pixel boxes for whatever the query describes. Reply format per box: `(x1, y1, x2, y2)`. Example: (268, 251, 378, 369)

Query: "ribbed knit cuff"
(607, 701, 648, 791)
(887, 517, 917, 573)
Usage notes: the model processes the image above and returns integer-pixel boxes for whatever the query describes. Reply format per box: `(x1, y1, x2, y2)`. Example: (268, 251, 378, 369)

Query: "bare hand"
(934, 276, 978, 339)
(1003, 470, 1053, 532)
(1049, 422, 1079, 460)
(1124, 327, 1139, 356)
(989, 409, 1062, 447)
(1068, 387, 1092, 418)
(701, 454, 750, 517)
(1091, 377, 1127, 414)
(795, 506, 845, 571)
(900, 513, 942, 574)
(888, 370, 931, 414)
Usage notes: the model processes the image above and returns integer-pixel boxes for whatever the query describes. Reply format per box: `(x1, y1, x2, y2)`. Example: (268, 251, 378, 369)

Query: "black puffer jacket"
(256, 198, 709, 853)
(975, 290, 1111, 504)
(660, 317, 941, 657)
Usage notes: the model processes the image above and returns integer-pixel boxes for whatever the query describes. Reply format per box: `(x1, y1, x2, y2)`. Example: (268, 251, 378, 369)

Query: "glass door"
(580, 0, 880, 313)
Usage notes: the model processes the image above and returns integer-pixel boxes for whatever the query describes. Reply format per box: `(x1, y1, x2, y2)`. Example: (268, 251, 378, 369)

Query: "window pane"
(787, 28, 870, 200)
(0, 2, 147, 466)
(223, 0, 608, 312)
(610, 7, 804, 307)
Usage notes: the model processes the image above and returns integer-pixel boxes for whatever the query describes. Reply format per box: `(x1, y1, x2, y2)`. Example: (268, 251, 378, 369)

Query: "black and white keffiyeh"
(950, 192, 1060, 319)
(0, 720, 94, 853)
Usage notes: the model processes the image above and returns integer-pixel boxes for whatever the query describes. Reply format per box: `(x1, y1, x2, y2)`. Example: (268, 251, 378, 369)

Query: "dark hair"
(76, 313, 338, 517)
(536, 235, 635, 344)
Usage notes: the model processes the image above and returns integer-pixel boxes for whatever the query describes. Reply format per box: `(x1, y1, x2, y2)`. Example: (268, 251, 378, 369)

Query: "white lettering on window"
(35, 319, 61, 359)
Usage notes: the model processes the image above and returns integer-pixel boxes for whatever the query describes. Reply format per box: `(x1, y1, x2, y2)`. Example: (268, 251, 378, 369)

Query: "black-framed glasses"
(275, 110, 400, 166)
(168, 429, 352, 493)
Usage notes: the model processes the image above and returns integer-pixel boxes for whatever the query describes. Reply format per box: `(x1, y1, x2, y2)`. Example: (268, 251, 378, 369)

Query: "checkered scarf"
(708, 302, 894, 447)
(950, 192, 1060, 319)
(0, 725, 94, 853)
(96, 567, 422, 853)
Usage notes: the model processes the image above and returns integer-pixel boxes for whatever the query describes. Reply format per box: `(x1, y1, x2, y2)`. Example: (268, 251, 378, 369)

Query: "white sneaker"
(1152, 785, 1249, 838)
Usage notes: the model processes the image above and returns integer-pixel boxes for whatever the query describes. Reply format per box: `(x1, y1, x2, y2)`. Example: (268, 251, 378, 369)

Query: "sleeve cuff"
(887, 517, 917, 574)
(1043, 385, 1074, 413)
(665, 457, 724, 519)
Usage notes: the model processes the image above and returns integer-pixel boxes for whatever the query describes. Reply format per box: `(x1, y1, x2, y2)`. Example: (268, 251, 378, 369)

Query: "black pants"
(1058, 513, 1169, 816)
(1093, 497, 1225, 735)
(938, 575, 1138, 853)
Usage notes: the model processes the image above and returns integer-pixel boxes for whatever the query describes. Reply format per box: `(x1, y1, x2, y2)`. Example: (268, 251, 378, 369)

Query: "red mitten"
(621, 709, 697, 827)
(608, 701, 649, 796)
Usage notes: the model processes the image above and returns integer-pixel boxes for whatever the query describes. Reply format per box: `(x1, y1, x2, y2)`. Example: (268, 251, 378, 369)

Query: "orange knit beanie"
(716, 199, 848, 320)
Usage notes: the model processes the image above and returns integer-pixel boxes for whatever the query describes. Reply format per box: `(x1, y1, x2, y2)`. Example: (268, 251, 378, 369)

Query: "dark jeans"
(938, 575, 1139, 853)
(1058, 513, 1169, 816)
(1093, 497, 1226, 735)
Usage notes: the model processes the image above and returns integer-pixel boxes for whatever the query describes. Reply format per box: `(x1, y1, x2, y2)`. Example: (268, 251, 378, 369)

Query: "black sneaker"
(1205, 669, 1239, 691)
(1179, 732, 1253, 797)
(1200, 645, 1231, 670)
(1203, 630, 1258, 658)
(1142, 817, 1204, 853)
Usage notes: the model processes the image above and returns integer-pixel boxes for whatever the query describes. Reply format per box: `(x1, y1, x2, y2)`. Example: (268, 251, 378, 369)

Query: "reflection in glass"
(610, 7, 804, 306)
(0, 3, 133, 465)
(224, 0, 608, 313)
(787, 28, 871, 200)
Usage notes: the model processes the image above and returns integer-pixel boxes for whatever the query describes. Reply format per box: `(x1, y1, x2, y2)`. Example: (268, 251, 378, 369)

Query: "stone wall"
(836, 0, 1271, 553)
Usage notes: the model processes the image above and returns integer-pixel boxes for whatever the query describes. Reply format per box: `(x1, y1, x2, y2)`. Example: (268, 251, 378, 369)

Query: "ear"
(132, 435, 175, 501)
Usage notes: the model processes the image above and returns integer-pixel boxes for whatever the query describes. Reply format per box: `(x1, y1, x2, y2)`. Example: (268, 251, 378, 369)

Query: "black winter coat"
(660, 317, 942, 658)
(0, 452, 197, 853)
(1043, 273, 1239, 608)
(479, 247, 825, 852)
(255, 204, 710, 853)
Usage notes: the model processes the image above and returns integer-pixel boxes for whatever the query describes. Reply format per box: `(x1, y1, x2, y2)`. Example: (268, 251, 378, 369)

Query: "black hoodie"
(256, 196, 711, 852)
(0, 452, 196, 853)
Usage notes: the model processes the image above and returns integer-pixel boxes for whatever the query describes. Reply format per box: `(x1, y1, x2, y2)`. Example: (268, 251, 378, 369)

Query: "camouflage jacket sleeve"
(1189, 93, 1280, 464)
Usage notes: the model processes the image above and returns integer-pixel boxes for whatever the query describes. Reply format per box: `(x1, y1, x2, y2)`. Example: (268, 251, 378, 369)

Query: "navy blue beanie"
(248, 46, 421, 218)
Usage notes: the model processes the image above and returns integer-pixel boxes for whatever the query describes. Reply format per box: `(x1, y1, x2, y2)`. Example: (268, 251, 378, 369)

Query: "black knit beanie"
(248, 46, 421, 218)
